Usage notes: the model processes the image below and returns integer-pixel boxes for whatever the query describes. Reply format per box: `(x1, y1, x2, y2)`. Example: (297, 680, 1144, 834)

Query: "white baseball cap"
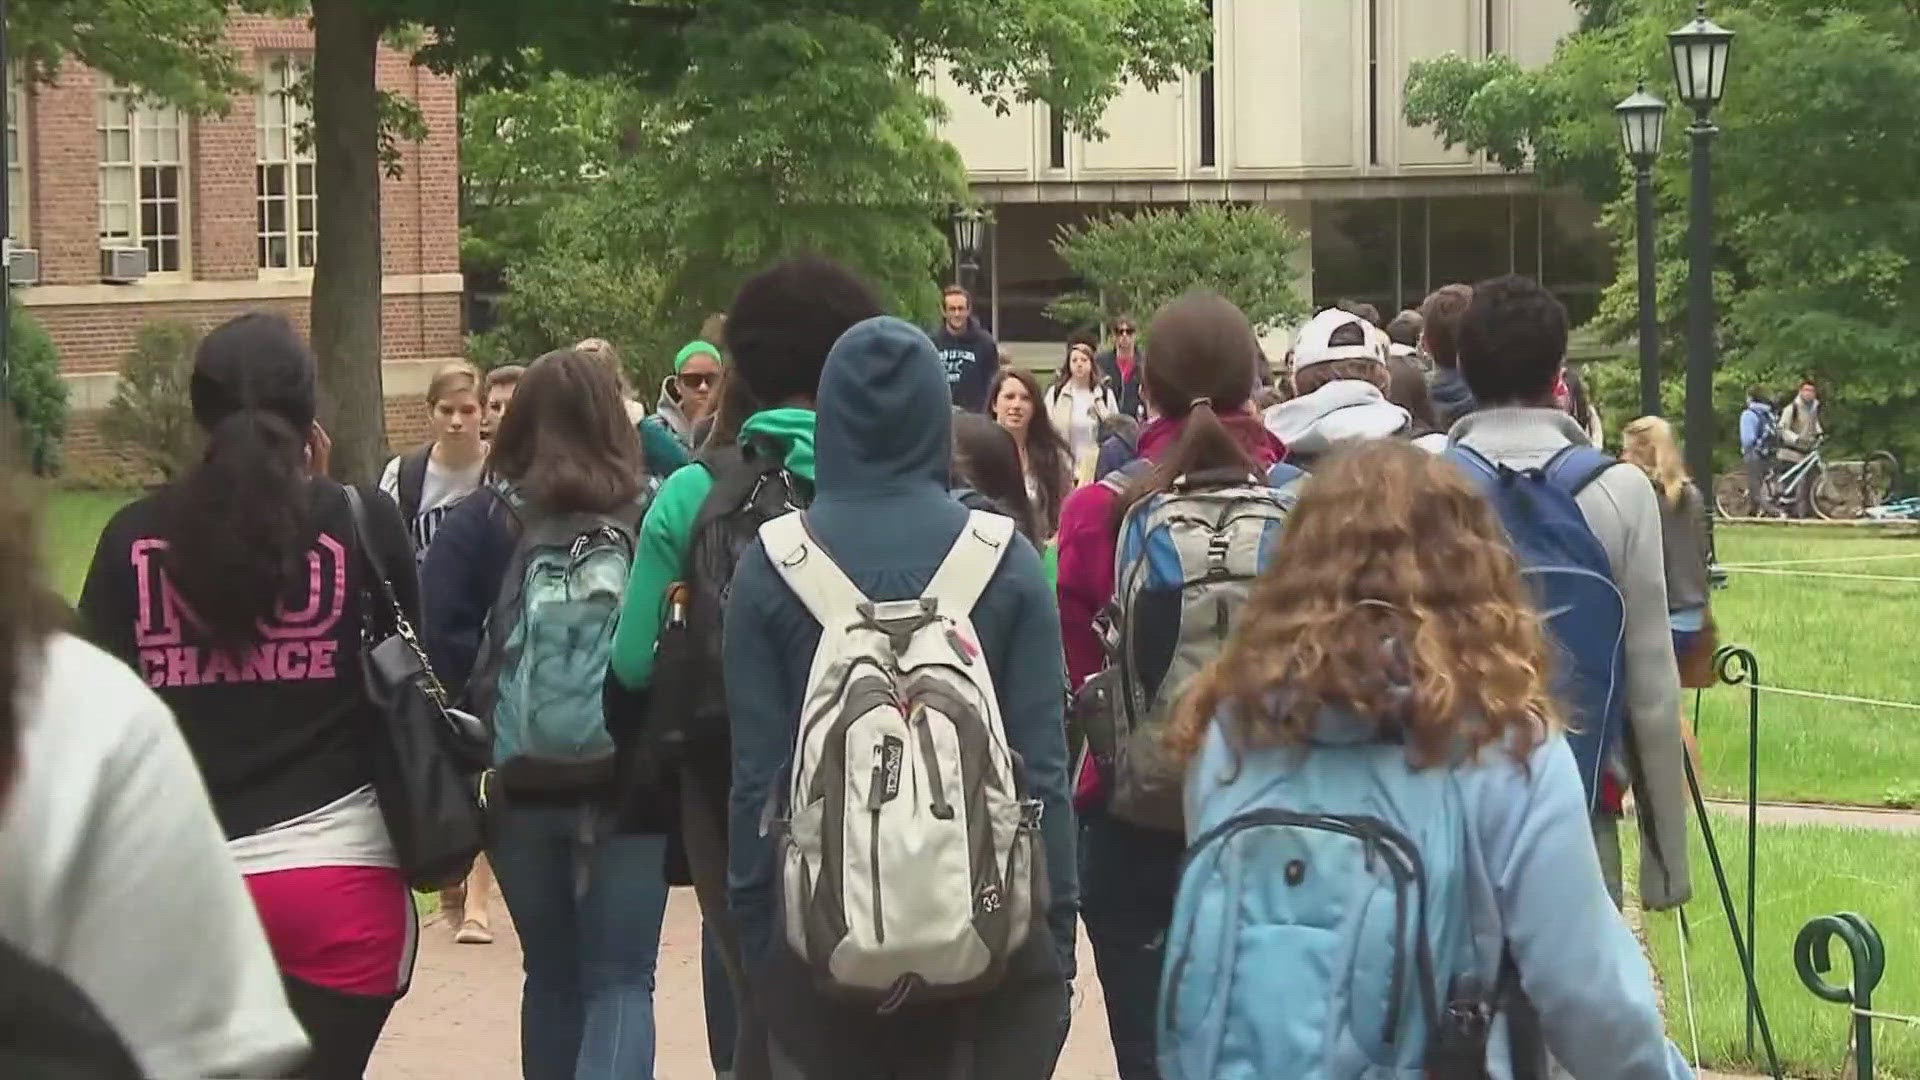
(1293, 309, 1389, 372)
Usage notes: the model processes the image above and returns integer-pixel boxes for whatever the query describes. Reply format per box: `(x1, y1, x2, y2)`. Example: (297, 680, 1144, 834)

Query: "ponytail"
(160, 407, 313, 652)
(1115, 398, 1259, 532)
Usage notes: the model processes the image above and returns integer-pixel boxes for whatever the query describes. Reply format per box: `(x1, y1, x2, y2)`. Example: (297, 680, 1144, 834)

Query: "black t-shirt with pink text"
(76, 480, 419, 840)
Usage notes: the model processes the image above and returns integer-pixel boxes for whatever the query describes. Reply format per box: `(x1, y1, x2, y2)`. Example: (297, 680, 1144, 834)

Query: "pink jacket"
(1056, 413, 1287, 691)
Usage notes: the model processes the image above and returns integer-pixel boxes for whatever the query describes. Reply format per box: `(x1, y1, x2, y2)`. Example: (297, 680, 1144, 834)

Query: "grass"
(42, 487, 134, 602)
(1697, 526, 1920, 806)
(1628, 814, 1920, 1078)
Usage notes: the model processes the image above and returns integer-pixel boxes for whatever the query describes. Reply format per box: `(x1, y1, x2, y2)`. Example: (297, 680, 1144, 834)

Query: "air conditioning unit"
(6, 247, 38, 287)
(100, 246, 149, 284)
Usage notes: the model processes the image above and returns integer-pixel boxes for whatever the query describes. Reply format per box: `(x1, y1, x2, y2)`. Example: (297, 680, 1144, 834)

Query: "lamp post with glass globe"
(1616, 84, 1668, 419)
(950, 206, 985, 293)
(1669, 2, 1734, 500)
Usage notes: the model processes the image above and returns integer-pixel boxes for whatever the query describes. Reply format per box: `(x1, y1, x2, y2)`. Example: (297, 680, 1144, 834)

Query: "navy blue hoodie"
(932, 315, 999, 412)
(723, 317, 1077, 996)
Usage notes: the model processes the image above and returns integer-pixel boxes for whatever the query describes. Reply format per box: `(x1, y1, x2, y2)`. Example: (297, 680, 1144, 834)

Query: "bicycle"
(1715, 438, 1900, 520)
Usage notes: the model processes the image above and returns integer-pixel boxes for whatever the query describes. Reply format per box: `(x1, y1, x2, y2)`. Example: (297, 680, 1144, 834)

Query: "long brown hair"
(1168, 440, 1559, 768)
(987, 367, 1072, 534)
(0, 436, 61, 800)
(952, 410, 1043, 543)
(489, 348, 646, 514)
(1118, 292, 1262, 528)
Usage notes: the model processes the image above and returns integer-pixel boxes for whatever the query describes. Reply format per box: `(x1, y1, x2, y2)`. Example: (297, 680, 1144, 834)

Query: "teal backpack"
(1159, 718, 1515, 1080)
(471, 487, 648, 792)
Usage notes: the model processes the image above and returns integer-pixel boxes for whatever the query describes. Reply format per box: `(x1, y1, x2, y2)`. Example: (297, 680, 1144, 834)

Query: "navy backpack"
(1447, 444, 1626, 809)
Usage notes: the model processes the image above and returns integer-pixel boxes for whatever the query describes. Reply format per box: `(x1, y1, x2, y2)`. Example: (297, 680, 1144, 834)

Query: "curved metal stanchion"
(1796, 913, 1887, 1078)
(1712, 643, 1762, 1052)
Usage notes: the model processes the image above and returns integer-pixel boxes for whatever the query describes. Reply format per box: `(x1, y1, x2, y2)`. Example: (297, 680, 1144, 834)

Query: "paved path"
(1706, 798, 1920, 833)
(371, 887, 1123, 1079)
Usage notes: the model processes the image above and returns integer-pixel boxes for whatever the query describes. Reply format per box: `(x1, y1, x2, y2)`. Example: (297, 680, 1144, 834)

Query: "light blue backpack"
(469, 488, 647, 792)
(1158, 719, 1510, 1080)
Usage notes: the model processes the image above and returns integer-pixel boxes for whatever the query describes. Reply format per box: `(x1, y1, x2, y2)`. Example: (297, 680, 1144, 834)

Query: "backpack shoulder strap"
(1265, 460, 1305, 488)
(397, 445, 432, 523)
(1542, 445, 1616, 498)
(923, 511, 1014, 618)
(1443, 443, 1501, 485)
(758, 512, 871, 628)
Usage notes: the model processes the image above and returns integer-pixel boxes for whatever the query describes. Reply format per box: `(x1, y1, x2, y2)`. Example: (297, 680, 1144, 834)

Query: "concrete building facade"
(8, 14, 461, 476)
(935, 0, 1609, 345)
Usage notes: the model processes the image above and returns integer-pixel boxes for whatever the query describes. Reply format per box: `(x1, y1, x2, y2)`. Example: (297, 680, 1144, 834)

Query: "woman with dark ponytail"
(77, 312, 419, 1079)
(1053, 292, 1287, 1080)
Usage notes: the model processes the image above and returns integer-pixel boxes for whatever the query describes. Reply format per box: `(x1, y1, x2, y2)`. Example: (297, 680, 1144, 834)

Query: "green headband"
(674, 340, 722, 373)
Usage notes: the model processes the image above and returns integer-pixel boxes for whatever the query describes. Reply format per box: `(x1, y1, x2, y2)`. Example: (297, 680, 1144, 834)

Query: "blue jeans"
(489, 805, 670, 1080)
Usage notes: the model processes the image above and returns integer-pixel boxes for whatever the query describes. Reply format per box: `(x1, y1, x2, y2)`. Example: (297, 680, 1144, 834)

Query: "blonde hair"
(573, 337, 631, 396)
(1168, 440, 1560, 769)
(426, 361, 480, 405)
(1621, 415, 1689, 506)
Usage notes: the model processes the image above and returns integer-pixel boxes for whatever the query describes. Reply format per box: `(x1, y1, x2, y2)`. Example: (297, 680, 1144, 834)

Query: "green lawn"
(1698, 526, 1920, 806)
(1630, 814, 1920, 1078)
(42, 487, 133, 602)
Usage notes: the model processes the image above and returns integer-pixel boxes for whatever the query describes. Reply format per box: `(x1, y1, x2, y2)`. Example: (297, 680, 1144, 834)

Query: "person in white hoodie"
(1265, 308, 1442, 467)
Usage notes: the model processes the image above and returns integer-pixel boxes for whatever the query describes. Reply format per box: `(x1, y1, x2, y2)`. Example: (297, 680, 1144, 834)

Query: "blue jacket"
(418, 489, 518, 693)
(1740, 398, 1775, 459)
(931, 316, 999, 413)
(724, 317, 1077, 983)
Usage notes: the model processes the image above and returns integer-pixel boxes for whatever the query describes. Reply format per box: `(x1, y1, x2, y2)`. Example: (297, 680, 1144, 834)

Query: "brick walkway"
(369, 887, 1121, 1079)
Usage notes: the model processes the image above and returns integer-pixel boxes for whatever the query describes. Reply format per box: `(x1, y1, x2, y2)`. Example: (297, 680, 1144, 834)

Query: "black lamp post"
(1669, 3, 1734, 502)
(950, 206, 985, 291)
(1615, 83, 1667, 419)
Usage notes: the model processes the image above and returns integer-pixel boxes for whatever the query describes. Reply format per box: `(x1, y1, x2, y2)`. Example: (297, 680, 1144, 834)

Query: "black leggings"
(281, 976, 398, 1080)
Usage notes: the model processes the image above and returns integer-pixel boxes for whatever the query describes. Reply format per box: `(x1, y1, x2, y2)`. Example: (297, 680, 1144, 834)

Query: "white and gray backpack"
(760, 510, 1044, 1010)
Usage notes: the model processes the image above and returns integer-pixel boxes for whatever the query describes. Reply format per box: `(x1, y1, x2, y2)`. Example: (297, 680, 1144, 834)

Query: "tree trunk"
(310, 0, 387, 485)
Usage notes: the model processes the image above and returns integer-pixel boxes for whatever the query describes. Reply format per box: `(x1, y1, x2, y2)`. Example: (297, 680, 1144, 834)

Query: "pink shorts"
(245, 865, 416, 997)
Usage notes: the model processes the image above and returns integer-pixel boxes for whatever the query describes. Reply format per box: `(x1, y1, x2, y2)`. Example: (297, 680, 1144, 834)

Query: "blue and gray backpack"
(1159, 723, 1509, 1079)
(1447, 444, 1626, 810)
(469, 487, 648, 792)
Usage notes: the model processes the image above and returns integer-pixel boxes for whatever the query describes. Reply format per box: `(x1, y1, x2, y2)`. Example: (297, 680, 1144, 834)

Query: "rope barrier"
(1722, 552, 1920, 569)
(1748, 684, 1920, 714)
(1718, 567, 1920, 584)
(1854, 1007, 1920, 1027)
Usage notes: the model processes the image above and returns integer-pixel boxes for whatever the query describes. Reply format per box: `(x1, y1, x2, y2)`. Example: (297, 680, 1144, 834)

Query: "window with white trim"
(257, 55, 316, 272)
(7, 71, 26, 243)
(97, 83, 186, 273)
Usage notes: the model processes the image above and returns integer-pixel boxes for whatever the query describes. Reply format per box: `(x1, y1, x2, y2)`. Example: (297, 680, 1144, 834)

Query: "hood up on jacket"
(652, 375, 691, 438)
(814, 316, 955, 502)
(1263, 380, 1410, 461)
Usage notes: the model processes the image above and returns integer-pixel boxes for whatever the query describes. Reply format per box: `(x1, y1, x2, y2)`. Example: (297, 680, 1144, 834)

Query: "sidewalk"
(370, 887, 1123, 1078)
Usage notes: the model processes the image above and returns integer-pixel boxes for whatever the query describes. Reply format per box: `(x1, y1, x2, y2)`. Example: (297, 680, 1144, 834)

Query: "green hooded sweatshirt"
(609, 407, 817, 690)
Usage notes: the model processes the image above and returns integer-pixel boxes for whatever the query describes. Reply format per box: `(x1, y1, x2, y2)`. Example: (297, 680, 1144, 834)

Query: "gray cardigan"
(1449, 408, 1693, 912)
(1659, 482, 1711, 615)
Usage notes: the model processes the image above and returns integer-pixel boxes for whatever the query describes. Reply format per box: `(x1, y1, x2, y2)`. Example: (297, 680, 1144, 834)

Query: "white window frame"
(256, 54, 317, 276)
(97, 81, 189, 277)
(7, 70, 27, 245)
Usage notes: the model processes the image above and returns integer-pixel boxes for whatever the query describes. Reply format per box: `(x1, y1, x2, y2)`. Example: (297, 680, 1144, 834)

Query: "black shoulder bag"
(342, 484, 488, 891)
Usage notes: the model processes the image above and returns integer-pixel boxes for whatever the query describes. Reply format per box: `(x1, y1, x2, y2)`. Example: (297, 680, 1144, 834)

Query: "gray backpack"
(1090, 465, 1298, 831)
(761, 510, 1043, 1009)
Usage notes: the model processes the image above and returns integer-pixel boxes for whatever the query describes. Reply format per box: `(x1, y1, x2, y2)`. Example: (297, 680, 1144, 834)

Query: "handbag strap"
(341, 484, 450, 705)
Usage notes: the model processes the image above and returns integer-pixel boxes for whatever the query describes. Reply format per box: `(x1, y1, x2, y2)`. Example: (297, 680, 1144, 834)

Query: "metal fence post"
(1796, 913, 1886, 1079)
(1713, 645, 1764, 1051)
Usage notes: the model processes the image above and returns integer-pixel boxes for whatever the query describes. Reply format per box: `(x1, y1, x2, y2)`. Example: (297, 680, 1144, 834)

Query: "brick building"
(8, 15, 462, 476)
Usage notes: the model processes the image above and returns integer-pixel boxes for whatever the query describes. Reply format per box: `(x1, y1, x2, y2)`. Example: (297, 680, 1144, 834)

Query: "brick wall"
(15, 14, 466, 478)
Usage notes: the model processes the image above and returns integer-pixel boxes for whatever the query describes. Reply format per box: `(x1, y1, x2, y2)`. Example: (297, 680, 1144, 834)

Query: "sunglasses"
(677, 371, 718, 390)
(1116, 326, 1137, 336)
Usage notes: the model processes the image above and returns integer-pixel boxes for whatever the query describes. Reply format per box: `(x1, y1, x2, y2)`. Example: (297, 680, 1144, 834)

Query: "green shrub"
(97, 320, 201, 481)
(6, 303, 68, 476)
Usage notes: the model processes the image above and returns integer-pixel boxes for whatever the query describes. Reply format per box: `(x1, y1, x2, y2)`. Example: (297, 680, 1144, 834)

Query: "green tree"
(8, 0, 279, 111)
(458, 0, 1214, 389)
(1048, 204, 1309, 334)
(1405, 0, 1920, 468)
(97, 321, 202, 481)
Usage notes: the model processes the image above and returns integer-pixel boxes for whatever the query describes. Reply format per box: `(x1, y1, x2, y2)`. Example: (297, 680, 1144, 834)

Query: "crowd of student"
(0, 255, 1726, 1080)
